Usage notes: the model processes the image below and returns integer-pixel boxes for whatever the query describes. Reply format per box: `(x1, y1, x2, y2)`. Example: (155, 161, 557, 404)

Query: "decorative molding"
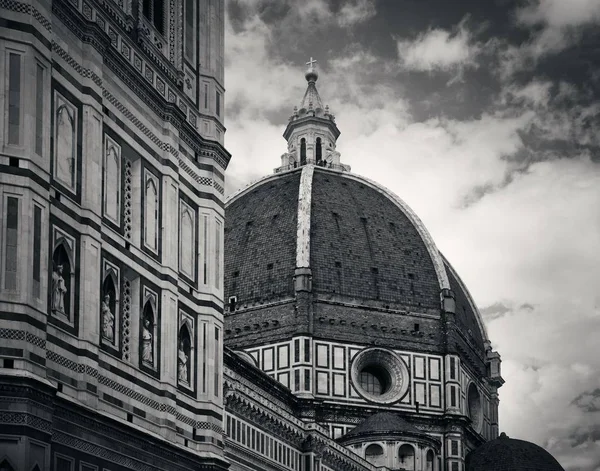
(0, 0, 52, 32)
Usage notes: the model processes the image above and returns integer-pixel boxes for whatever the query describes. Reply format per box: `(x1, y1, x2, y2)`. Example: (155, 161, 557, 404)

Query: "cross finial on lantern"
(306, 57, 317, 69)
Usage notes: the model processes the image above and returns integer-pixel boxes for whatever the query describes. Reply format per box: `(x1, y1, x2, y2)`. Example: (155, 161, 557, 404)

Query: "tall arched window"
(55, 104, 76, 189)
(316, 137, 322, 163)
(104, 141, 121, 224)
(101, 273, 118, 344)
(142, 0, 165, 35)
(141, 301, 155, 366)
(178, 323, 193, 385)
(300, 138, 306, 165)
(365, 444, 385, 467)
(180, 207, 194, 277)
(426, 450, 435, 471)
(399, 444, 415, 470)
(144, 176, 158, 251)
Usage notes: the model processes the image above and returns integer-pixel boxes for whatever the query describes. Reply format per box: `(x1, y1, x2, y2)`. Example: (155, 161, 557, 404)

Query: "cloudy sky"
(221, 0, 600, 469)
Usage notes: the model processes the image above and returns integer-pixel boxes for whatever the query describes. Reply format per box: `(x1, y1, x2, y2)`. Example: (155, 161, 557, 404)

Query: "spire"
(276, 59, 350, 174)
(300, 57, 324, 112)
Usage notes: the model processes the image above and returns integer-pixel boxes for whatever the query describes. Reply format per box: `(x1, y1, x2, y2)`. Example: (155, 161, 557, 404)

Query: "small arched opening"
(398, 444, 415, 470)
(141, 301, 155, 366)
(365, 444, 385, 467)
(178, 323, 193, 385)
(426, 449, 435, 471)
(316, 137, 322, 164)
(0, 459, 16, 471)
(101, 273, 118, 343)
(300, 138, 306, 165)
(51, 241, 73, 319)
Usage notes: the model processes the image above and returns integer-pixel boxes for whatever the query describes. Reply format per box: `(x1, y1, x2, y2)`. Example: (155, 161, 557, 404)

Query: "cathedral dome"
(466, 433, 565, 471)
(224, 164, 488, 358)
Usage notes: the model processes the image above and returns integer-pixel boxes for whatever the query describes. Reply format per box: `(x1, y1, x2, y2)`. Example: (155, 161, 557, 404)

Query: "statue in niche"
(142, 317, 153, 364)
(51, 265, 67, 316)
(101, 294, 115, 342)
(178, 340, 189, 384)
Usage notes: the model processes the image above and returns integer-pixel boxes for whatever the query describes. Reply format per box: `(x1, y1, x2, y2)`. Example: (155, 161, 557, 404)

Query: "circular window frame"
(350, 347, 409, 404)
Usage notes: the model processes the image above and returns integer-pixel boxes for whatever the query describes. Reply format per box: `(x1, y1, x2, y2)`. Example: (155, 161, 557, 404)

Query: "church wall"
(243, 337, 445, 414)
(0, 0, 230, 469)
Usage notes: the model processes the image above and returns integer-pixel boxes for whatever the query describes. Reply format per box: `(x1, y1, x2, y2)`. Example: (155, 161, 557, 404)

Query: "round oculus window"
(350, 347, 409, 404)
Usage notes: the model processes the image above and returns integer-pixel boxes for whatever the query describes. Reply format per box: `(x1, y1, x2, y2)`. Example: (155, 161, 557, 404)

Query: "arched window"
(179, 207, 194, 277)
(55, 104, 76, 188)
(101, 273, 118, 344)
(141, 301, 155, 366)
(51, 242, 73, 319)
(0, 459, 16, 471)
(300, 138, 306, 165)
(142, 0, 165, 35)
(426, 449, 435, 471)
(178, 323, 193, 385)
(144, 176, 158, 251)
(399, 444, 415, 470)
(365, 444, 385, 467)
(316, 137, 322, 163)
(104, 142, 121, 223)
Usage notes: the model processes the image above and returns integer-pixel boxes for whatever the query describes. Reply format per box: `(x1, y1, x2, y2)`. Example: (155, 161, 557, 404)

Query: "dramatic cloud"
(498, 0, 600, 76)
(396, 21, 479, 72)
(337, 0, 377, 28)
(516, 0, 600, 29)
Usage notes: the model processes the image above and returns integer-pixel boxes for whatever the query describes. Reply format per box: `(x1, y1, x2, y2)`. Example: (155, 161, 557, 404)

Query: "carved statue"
(52, 265, 67, 316)
(178, 340, 189, 384)
(101, 294, 114, 342)
(142, 318, 153, 364)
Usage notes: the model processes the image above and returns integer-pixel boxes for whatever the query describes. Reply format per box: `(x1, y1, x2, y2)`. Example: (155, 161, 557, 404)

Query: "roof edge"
(441, 254, 489, 344)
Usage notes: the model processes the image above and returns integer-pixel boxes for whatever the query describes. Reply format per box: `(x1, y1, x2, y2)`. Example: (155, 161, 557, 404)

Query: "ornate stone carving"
(178, 340, 188, 384)
(142, 318, 153, 364)
(101, 293, 115, 342)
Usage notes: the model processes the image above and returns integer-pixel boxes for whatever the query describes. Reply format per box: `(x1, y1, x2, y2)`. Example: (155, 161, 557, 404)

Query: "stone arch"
(101, 270, 119, 343)
(141, 298, 156, 365)
(178, 321, 193, 384)
(300, 138, 306, 165)
(55, 104, 76, 188)
(316, 137, 322, 162)
(144, 177, 158, 250)
(398, 444, 415, 470)
(426, 449, 435, 471)
(0, 457, 16, 471)
(104, 142, 121, 222)
(180, 206, 194, 276)
(365, 443, 385, 467)
(51, 239, 73, 318)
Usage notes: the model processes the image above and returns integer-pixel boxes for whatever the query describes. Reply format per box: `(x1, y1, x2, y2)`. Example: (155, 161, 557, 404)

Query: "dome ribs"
(310, 170, 440, 311)
(224, 172, 301, 309)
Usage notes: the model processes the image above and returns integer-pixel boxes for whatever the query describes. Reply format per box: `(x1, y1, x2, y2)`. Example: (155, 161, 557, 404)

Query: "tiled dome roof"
(224, 165, 488, 355)
(340, 412, 423, 440)
(466, 433, 565, 471)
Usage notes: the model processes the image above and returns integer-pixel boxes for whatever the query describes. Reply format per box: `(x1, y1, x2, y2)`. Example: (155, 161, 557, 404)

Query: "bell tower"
(278, 58, 350, 172)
